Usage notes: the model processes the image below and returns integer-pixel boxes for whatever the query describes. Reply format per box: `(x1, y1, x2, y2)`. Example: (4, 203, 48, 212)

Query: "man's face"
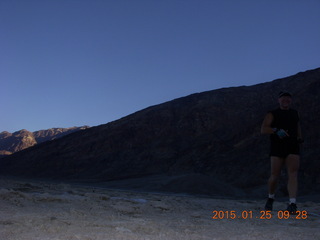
(278, 96, 292, 109)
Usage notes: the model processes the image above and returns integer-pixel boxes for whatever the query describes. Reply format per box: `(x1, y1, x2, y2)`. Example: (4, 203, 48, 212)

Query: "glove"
(274, 129, 288, 138)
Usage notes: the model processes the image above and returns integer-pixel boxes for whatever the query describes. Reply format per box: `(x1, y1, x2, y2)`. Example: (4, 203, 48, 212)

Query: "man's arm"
(297, 122, 302, 139)
(297, 112, 303, 142)
(261, 112, 275, 135)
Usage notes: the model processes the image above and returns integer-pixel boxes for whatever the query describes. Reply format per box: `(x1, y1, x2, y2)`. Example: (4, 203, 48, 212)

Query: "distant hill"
(0, 68, 319, 197)
(0, 127, 89, 157)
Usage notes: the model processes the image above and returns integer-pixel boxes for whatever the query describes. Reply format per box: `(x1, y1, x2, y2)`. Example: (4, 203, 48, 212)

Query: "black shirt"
(269, 108, 299, 143)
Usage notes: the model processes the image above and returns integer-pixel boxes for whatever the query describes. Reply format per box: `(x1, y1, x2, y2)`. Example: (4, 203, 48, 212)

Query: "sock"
(289, 198, 296, 204)
(268, 194, 275, 199)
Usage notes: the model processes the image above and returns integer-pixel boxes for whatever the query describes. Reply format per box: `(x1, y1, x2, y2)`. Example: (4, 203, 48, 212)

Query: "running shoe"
(287, 203, 297, 214)
(264, 198, 274, 211)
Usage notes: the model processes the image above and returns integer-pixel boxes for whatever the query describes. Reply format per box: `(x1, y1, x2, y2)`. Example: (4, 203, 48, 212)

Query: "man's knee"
(287, 170, 298, 179)
(269, 174, 280, 183)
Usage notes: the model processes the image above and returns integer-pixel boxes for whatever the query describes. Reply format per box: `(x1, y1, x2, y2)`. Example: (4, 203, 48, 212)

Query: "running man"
(261, 91, 303, 213)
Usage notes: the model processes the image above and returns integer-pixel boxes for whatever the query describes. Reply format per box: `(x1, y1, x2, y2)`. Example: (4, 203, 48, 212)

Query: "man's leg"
(265, 156, 284, 210)
(285, 154, 300, 213)
(285, 154, 300, 199)
(268, 156, 284, 195)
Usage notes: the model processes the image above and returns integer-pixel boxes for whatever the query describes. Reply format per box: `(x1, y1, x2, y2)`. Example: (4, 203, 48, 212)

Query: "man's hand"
(275, 129, 289, 139)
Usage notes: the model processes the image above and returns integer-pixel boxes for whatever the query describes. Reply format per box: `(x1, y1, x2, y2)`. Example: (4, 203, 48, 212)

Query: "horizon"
(2, 66, 318, 134)
(2, 0, 320, 133)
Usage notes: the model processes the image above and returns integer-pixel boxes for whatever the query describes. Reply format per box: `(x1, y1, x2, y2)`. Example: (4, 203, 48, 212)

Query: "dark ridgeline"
(0, 68, 319, 197)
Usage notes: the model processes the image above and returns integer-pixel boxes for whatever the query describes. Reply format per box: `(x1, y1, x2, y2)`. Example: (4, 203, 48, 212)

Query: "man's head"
(278, 91, 292, 110)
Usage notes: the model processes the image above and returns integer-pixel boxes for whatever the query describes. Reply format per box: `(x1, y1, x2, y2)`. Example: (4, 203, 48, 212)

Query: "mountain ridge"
(0, 126, 89, 157)
(1, 67, 319, 197)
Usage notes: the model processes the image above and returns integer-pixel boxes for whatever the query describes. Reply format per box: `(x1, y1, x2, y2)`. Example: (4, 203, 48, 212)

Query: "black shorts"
(270, 139, 300, 158)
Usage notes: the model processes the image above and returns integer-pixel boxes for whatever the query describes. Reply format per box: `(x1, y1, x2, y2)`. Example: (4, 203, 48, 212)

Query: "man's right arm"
(261, 112, 275, 135)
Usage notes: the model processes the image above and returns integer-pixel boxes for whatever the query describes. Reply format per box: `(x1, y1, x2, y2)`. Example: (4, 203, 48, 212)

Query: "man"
(261, 91, 303, 213)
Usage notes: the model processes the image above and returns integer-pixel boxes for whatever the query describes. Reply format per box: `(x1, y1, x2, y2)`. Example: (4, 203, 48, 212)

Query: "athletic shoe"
(265, 198, 274, 211)
(287, 203, 297, 214)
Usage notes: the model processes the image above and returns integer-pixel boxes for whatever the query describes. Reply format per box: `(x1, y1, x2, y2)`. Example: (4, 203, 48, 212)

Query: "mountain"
(0, 68, 319, 197)
(0, 130, 37, 156)
(0, 127, 89, 157)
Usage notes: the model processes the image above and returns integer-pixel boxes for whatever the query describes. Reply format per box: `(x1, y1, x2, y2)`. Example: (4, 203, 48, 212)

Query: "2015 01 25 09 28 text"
(211, 210, 308, 220)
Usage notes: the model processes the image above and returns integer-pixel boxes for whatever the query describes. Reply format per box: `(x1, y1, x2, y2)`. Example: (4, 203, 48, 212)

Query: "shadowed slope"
(1, 68, 319, 196)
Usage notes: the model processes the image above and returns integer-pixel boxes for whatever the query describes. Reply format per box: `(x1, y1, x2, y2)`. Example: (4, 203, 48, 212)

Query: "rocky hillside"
(0, 127, 89, 157)
(0, 68, 319, 197)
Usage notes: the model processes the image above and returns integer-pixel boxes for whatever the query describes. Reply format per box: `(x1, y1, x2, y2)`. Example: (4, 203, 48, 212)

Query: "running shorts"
(270, 139, 300, 158)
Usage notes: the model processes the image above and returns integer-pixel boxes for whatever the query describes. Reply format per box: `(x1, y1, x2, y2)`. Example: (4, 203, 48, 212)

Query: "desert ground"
(0, 177, 319, 240)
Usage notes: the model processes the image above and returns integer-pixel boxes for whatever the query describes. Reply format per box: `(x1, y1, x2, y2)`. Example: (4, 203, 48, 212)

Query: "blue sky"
(1, 0, 320, 133)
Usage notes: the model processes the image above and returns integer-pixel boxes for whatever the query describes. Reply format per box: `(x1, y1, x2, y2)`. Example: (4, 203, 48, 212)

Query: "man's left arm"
(297, 122, 302, 140)
(297, 112, 303, 143)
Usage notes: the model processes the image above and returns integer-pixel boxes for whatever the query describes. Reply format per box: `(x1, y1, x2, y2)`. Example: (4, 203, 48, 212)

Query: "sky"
(1, 0, 320, 133)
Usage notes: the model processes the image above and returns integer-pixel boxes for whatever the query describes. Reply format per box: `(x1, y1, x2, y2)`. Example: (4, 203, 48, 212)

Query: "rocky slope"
(0, 127, 89, 157)
(0, 68, 319, 197)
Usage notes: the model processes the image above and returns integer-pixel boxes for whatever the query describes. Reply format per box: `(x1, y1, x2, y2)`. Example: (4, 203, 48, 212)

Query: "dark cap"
(278, 91, 292, 98)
